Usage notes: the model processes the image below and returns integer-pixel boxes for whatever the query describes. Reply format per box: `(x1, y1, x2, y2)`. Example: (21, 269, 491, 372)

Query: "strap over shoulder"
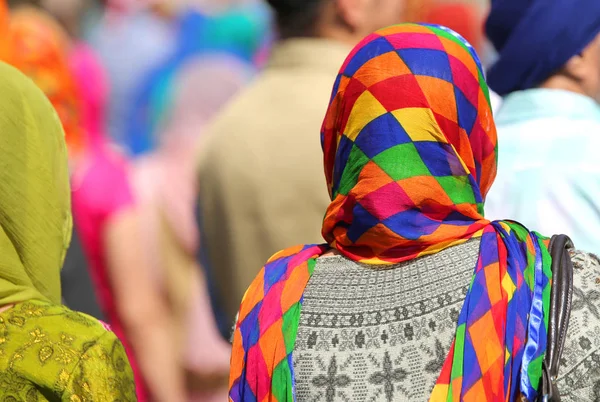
(539, 235, 574, 402)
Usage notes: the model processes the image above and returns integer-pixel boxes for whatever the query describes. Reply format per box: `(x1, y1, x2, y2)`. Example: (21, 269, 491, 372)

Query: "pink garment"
(139, 54, 254, 256)
(133, 54, 253, 400)
(68, 43, 147, 401)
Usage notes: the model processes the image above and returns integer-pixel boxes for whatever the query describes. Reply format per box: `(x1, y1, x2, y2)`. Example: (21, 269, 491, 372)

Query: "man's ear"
(563, 52, 587, 83)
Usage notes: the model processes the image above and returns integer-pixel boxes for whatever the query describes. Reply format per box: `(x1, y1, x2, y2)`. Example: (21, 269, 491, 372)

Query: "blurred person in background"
(197, 0, 413, 328)
(126, 0, 271, 155)
(3, 1, 104, 319)
(6, 3, 84, 158)
(69, 43, 185, 402)
(125, 3, 270, 398)
(484, 0, 600, 253)
(4, 4, 186, 400)
(31, 0, 107, 323)
(134, 55, 254, 402)
(90, 0, 176, 146)
(0, 60, 136, 401)
(128, 0, 270, 338)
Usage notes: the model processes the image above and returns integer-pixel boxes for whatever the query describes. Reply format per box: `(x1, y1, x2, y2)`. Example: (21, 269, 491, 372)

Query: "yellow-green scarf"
(0, 61, 72, 305)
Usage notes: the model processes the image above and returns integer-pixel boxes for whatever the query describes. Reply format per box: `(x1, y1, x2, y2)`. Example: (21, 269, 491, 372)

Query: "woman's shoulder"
(569, 249, 600, 301)
(555, 250, 600, 401)
(570, 250, 600, 271)
(0, 301, 135, 400)
(3, 300, 118, 346)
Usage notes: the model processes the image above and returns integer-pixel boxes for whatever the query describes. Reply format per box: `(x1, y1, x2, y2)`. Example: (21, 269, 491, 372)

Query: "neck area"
(540, 74, 590, 99)
(315, 25, 365, 47)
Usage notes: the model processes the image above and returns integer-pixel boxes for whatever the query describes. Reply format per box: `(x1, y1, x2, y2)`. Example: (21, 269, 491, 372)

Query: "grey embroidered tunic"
(292, 240, 600, 401)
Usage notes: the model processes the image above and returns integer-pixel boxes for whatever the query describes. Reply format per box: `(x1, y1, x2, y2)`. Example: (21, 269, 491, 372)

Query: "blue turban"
(486, 0, 600, 96)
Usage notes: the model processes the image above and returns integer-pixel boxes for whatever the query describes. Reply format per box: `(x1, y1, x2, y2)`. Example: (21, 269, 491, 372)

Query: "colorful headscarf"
(6, 6, 84, 159)
(485, 0, 600, 96)
(229, 24, 553, 401)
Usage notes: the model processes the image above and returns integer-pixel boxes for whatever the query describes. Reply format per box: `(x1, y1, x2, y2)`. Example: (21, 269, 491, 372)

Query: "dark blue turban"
(486, 0, 600, 96)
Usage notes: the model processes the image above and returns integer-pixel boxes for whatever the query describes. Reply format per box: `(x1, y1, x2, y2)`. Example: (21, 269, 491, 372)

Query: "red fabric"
(424, 3, 484, 53)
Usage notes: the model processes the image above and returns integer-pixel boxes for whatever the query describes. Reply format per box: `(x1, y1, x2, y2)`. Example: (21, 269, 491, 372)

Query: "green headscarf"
(0, 61, 72, 305)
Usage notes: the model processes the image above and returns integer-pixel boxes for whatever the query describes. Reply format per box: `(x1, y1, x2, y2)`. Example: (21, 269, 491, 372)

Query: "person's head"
(0, 61, 72, 306)
(104, 0, 177, 17)
(486, 0, 600, 100)
(265, 0, 408, 43)
(41, 0, 87, 37)
(160, 54, 254, 153)
(541, 32, 600, 103)
(176, 2, 272, 64)
(127, 51, 254, 156)
(7, 6, 84, 159)
(168, 55, 253, 129)
(6, 0, 40, 7)
(7, 0, 86, 37)
(320, 23, 495, 259)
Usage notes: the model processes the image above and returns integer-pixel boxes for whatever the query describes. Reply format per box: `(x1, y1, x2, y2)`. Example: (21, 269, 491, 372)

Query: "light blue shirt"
(486, 89, 600, 253)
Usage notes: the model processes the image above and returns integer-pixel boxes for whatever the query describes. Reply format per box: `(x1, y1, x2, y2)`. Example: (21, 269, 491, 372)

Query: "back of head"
(321, 23, 496, 258)
(6, 0, 41, 7)
(266, 0, 412, 41)
(0, 62, 72, 306)
(485, 0, 600, 96)
(169, 55, 253, 129)
(160, 54, 254, 151)
(265, 0, 322, 39)
(177, 3, 272, 63)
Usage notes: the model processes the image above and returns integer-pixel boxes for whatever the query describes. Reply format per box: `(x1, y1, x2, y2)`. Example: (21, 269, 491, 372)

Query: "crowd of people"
(0, 0, 599, 401)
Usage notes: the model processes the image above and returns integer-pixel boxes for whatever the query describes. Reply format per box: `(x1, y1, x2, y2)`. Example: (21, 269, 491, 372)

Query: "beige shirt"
(197, 39, 352, 321)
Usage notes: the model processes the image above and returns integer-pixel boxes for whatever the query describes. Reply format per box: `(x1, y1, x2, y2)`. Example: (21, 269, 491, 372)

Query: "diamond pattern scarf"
(229, 24, 552, 402)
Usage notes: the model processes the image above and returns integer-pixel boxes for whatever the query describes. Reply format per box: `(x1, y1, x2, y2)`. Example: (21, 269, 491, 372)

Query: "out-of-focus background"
(0, 0, 493, 400)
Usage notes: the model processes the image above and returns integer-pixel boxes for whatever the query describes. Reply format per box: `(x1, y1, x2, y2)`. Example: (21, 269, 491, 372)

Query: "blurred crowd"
(1, 0, 272, 400)
(1, 0, 599, 400)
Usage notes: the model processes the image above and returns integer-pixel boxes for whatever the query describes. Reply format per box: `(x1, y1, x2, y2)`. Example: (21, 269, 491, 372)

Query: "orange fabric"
(0, 0, 9, 59)
(6, 7, 83, 159)
(404, 0, 433, 23)
(423, 2, 484, 53)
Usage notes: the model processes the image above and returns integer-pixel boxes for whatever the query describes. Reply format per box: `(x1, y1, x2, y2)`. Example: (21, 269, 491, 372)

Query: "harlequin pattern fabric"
(229, 24, 553, 401)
